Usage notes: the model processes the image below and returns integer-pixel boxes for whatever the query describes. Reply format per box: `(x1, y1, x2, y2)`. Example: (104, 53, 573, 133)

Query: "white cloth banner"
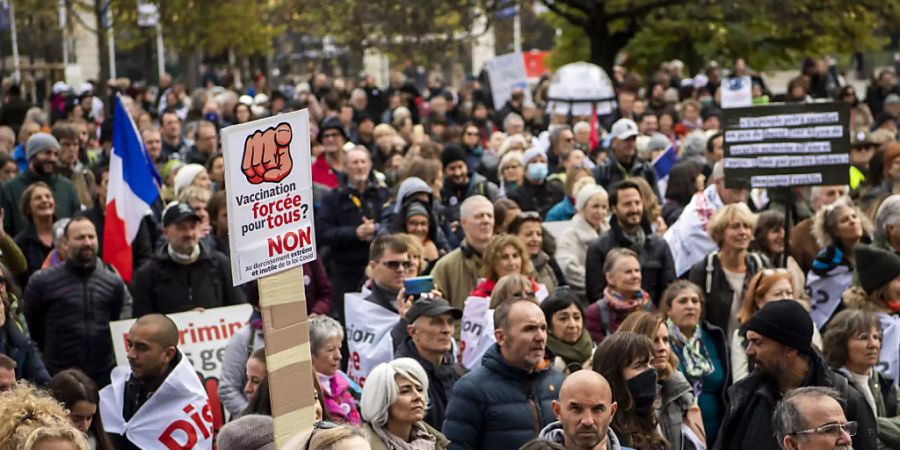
(878, 313, 900, 386)
(721, 76, 752, 109)
(806, 268, 853, 329)
(100, 351, 213, 449)
(460, 296, 495, 370)
(486, 53, 532, 109)
(344, 293, 397, 387)
(664, 185, 723, 276)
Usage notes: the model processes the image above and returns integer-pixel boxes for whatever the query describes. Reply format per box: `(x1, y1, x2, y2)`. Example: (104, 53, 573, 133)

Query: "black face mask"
(626, 367, 658, 415)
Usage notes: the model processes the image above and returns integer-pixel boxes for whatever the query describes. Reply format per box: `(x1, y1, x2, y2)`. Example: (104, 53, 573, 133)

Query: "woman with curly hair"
(0, 382, 89, 450)
(469, 234, 537, 299)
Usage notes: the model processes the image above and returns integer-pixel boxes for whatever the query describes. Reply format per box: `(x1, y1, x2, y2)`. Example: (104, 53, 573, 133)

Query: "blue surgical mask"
(527, 162, 548, 181)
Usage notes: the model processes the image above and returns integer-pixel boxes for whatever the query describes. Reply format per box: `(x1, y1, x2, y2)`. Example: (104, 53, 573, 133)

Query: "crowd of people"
(0, 54, 898, 450)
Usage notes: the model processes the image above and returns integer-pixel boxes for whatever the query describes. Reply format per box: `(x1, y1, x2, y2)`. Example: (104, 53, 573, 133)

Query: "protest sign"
(344, 293, 398, 387)
(459, 296, 495, 370)
(721, 102, 850, 189)
(878, 313, 900, 386)
(221, 110, 318, 446)
(720, 76, 752, 109)
(486, 52, 532, 110)
(109, 304, 252, 437)
(806, 268, 853, 330)
(221, 109, 316, 286)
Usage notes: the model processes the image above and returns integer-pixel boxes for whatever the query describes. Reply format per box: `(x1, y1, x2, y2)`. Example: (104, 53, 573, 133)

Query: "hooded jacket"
(715, 352, 878, 450)
(538, 421, 628, 450)
(584, 215, 676, 304)
(382, 177, 452, 254)
(442, 344, 565, 450)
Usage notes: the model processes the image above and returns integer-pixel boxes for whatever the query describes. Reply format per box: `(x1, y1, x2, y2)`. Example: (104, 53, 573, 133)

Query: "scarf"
(167, 244, 200, 265)
(603, 287, 651, 312)
(546, 330, 593, 371)
(667, 318, 714, 381)
(372, 422, 436, 450)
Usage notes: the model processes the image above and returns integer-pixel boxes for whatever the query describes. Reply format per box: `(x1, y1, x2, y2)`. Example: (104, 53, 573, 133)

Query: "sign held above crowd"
(721, 102, 851, 189)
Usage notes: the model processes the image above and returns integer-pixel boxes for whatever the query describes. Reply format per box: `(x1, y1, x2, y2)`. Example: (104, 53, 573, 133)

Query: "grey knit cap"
(217, 414, 276, 450)
(26, 132, 59, 161)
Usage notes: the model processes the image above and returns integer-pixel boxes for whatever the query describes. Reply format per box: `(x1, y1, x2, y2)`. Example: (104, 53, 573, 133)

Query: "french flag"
(652, 144, 677, 199)
(103, 96, 159, 282)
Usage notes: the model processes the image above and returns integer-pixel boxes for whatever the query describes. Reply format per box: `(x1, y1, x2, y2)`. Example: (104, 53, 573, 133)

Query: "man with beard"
(23, 214, 125, 386)
(0, 132, 81, 237)
(715, 301, 877, 450)
(592, 119, 658, 197)
(773, 387, 856, 450)
(584, 180, 675, 303)
(440, 144, 499, 241)
(539, 370, 625, 450)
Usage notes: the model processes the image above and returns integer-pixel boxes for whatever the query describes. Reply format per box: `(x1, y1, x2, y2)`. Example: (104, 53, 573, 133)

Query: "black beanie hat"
(746, 300, 813, 354)
(855, 244, 900, 294)
(441, 143, 468, 168)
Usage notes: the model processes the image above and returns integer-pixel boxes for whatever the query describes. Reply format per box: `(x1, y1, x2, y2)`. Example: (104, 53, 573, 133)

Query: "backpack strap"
(593, 298, 611, 337)
(705, 251, 718, 294)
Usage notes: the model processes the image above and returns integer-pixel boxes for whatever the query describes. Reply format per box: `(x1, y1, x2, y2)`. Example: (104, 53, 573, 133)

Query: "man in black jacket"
(24, 215, 125, 386)
(394, 296, 465, 429)
(592, 118, 659, 200)
(584, 180, 675, 303)
(715, 301, 877, 450)
(132, 202, 244, 316)
(316, 147, 390, 322)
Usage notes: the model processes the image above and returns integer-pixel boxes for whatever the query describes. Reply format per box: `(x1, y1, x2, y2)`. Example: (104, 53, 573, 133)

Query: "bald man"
(100, 314, 213, 450)
(540, 370, 624, 450)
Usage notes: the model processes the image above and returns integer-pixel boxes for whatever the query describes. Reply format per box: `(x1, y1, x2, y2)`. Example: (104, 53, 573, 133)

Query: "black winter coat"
(132, 243, 245, 316)
(316, 179, 389, 272)
(442, 344, 565, 450)
(23, 259, 124, 384)
(507, 179, 565, 219)
(395, 337, 466, 430)
(14, 225, 52, 284)
(584, 216, 676, 303)
(0, 321, 50, 386)
(592, 154, 660, 200)
(715, 352, 878, 450)
(686, 251, 768, 333)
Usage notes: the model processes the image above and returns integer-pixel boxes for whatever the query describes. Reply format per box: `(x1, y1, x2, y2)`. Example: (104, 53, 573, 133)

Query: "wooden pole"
(258, 266, 316, 446)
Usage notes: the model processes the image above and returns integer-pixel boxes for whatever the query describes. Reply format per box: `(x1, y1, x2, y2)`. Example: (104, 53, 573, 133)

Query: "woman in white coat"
(555, 184, 609, 301)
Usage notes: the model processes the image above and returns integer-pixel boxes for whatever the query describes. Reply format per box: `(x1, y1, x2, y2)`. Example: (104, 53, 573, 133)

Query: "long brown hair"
(618, 311, 676, 382)
(47, 370, 114, 450)
(593, 332, 670, 450)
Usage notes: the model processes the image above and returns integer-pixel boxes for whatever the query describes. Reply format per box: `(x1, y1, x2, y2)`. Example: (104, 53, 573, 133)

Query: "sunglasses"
(381, 260, 413, 270)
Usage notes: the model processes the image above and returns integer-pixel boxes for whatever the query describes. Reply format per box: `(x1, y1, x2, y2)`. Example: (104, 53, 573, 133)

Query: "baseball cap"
(885, 93, 900, 106)
(405, 297, 462, 324)
(162, 201, 201, 227)
(851, 129, 874, 147)
(610, 118, 638, 141)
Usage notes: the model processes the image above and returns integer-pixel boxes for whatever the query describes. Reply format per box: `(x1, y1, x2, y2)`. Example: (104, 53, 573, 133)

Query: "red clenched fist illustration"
(242, 122, 293, 184)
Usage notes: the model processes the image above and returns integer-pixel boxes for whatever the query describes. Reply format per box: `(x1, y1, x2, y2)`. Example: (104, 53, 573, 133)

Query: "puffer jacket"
(132, 242, 245, 316)
(584, 215, 676, 304)
(23, 259, 124, 384)
(442, 344, 565, 450)
(0, 320, 49, 386)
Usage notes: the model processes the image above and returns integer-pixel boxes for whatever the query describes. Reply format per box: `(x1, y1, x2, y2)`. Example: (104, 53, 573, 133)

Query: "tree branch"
(607, 0, 686, 21)
(540, 0, 590, 27)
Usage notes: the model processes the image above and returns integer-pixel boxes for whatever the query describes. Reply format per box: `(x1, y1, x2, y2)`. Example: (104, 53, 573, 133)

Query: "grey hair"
(810, 185, 848, 205)
(359, 358, 429, 427)
(309, 315, 344, 356)
(773, 386, 843, 445)
(812, 198, 873, 249)
(875, 195, 900, 242)
(503, 112, 524, 131)
(459, 195, 493, 221)
(573, 121, 591, 134)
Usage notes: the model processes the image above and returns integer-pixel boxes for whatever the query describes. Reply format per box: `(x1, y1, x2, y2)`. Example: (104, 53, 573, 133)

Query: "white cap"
(238, 95, 254, 106)
(52, 81, 70, 95)
(610, 118, 638, 141)
(78, 82, 94, 95)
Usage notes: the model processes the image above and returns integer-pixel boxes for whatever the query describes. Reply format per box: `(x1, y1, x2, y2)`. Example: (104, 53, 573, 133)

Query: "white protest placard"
(109, 304, 253, 435)
(806, 268, 853, 330)
(460, 296, 495, 370)
(878, 313, 900, 386)
(344, 293, 398, 387)
(221, 109, 316, 285)
(486, 52, 532, 110)
(721, 76, 752, 109)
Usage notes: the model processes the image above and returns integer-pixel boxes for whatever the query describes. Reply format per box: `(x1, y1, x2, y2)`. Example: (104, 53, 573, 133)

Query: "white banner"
(807, 268, 853, 329)
(222, 109, 317, 285)
(878, 313, 900, 386)
(344, 293, 397, 387)
(100, 351, 213, 449)
(109, 304, 252, 434)
(486, 52, 532, 110)
(721, 76, 752, 109)
(460, 296, 495, 370)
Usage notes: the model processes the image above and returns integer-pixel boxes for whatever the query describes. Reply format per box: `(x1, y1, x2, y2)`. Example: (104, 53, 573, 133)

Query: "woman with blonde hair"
(498, 151, 524, 196)
(0, 383, 89, 450)
(686, 203, 769, 336)
(470, 234, 537, 299)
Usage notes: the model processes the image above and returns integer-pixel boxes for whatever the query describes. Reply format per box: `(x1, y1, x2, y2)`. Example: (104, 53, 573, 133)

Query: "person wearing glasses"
(823, 310, 900, 449)
(312, 116, 349, 192)
(497, 150, 525, 198)
(773, 386, 858, 450)
(732, 269, 823, 382)
(658, 280, 728, 447)
(360, 358, 450, 450)
(715, 301, 877, 450)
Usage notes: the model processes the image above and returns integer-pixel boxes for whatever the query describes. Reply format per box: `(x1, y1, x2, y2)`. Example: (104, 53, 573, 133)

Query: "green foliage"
(540, 11, 588, 69)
